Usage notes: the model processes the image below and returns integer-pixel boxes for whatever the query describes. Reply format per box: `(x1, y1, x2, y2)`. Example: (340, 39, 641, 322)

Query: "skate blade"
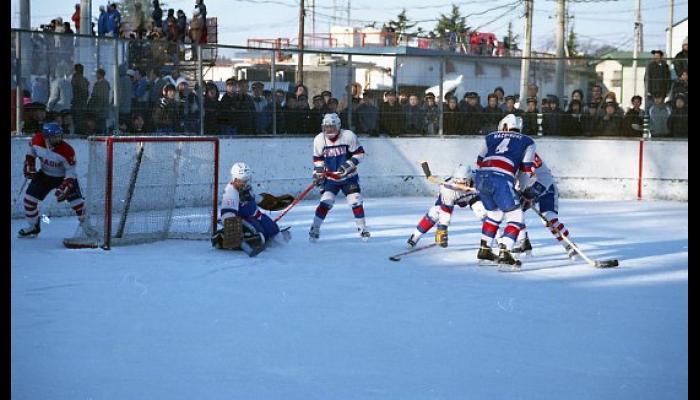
(477, 258, 498, 266)
(17, 233, 38, 239)
(498, 264, 522, 272)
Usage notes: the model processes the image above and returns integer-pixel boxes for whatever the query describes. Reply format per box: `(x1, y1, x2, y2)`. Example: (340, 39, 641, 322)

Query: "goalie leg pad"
(222, 217, 243, 249)
(254, 214, 280, 241)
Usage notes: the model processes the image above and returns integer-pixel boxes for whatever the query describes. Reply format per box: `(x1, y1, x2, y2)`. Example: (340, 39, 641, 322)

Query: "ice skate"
(511, 238, 532, 256)
(309, 225, 320, 242)
(497, 244, 522, 271)
(477, 240, 499, 265)
(18, 220, 41, 238)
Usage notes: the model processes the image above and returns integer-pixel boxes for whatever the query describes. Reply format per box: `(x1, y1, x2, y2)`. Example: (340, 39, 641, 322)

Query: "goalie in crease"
(18, 122, 93, 239)
(211, 162, 294, 256)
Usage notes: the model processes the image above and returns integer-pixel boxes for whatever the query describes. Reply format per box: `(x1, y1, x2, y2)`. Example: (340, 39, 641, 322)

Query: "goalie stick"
(420, 161, 477, 193)
(530, 204, 619, 268)
(389, 243, 438, 261)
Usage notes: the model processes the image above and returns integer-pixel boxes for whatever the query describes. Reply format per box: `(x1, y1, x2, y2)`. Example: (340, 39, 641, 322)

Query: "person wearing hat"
(423, 92, 439, 135)
(250, 82, 269, 134)
(152, 83, 181, 134)
(670, 69, 688, 103)
(87, 68, 110, 134)
(667, 93, 688, 137)
(645, 50, 672, 113)
(176, 78, 200, 133)
(189, 7, 205, 58)
(481, 93, 504, 133)
(129, 68, 149, 118)
(379, 90, 403, 136)
(673, 37, 688, 78)
(460, 92, 483, 134)
(357, 91, 380, 135)
(502, 95, 522, 118)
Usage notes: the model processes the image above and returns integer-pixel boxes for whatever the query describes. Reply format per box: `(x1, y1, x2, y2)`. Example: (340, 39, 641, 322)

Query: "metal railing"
(11, 28, 687, 139)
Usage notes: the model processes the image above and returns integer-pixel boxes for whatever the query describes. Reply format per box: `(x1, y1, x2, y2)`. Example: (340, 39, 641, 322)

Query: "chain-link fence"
(11, 28, 688, 139)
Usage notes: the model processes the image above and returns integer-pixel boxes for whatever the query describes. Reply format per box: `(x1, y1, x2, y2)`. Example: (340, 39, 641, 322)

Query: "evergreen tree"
(118, 0, 153, 34)
(505, 21, 519, 50)
(387, 9, 419, 42)
(435, 5, 469, 38)
(566, 24, 579, 57)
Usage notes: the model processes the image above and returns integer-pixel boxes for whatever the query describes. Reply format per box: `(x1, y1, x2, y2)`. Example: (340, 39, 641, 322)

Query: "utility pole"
(518, 0, 533, 106)
(554, 0, 566, 100)
(20, 0, 30, 29)
(80, 0, 92, 35)
(297, 0, 305, 84)
(632, 0, 642, 96)
(347, 0, 351, 26)
(666, 0, 674, 59)
(311, 0, 315, 36)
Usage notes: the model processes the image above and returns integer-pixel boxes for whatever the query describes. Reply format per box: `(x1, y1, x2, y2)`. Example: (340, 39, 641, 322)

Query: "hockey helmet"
(42, 122, 63, 146)
(451, 164, 473, 185)
(322, 113, 342, 140)
(230, 162, 252, 183)
(498, 114, 523, 132)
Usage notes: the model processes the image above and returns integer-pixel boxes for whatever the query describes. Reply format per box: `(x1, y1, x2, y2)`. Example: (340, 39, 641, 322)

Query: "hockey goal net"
(64, 136, 219, 249)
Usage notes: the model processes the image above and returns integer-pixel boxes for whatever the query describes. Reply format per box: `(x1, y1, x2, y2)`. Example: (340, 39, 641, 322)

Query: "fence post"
(537, 112, 543, 136)
(347, 54, 353, 131)
(198, 44, 204, 136)
(113, 38, 119, 134)
(438, 57, 445, 136)
(271, 49, 277, 135)
(15, 31, 22, 135)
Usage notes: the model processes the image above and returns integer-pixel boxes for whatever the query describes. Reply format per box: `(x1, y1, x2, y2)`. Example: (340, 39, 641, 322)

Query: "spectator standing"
(522, 97, 539, 136)
(195, 0, 208, 43)
(442, 97, 463, 135)
(31, 77, 49, 105)
(379, 90, 404, 136)
(673, 37, 688, 78)
(177, 78, 199, 132)
(218, 78, 239, 135)
(189, 8, 205, 59)
(47, 65, 73, 113)
(152, 0, 163, 30)
(148, 68, 167, 111)
(582, 102, 600, 136)
(564, 100, 583, 136)
(493, 86, 507, 112)
(481, 93, 503, 133)
(308, 95, 326, 133)
(70, 64, 90, 134)
(670, 69, 688, 103)
(541, 95, 565, 135)
(595, 102, 622, 136)
(128, 68, 149, 118)
(132, 2, 146, 38)
(153, 84, 180, 134)
(404, 94, 425, 134)
(648, 95, 671, 136)
(667, 94, 688, 137)
(97, 6, 108, 36)
(502, 95, 523, 117)
(87, 68, 111, 134)
(567, 89, 584, 112)
(176, 10, 188, 43)
(622, 95, 644, 137)
(251, 82, 270, 134)
(590, 84, 604, 115)
(107, 3, 121, 37)
(357, 92, 380, 135)
(644, 50, 672, 113)
(422, 93, 439, 135)
(461, 92, 483, 135)
(71, 4, 80, 31)
(203, 81, 221, 135)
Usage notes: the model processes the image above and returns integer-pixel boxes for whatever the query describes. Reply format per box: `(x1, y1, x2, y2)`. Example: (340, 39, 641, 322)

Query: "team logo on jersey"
(323, 146, 347, 158)
(533, 153, 542, 168)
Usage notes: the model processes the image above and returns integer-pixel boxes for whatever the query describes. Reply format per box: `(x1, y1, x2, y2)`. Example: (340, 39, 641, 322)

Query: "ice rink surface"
(11, 197, 688, 399)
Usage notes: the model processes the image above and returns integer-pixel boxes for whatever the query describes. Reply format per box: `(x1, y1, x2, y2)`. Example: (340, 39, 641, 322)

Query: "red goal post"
(64, 136, 219, 250)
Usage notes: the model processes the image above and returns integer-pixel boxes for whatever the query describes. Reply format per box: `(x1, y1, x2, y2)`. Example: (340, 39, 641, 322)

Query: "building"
(666, 17, 688, 60)
(595, 51, 652, 109)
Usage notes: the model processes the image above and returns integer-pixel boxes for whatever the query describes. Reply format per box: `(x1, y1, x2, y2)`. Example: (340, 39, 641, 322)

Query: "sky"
(11, 0, 688, 52)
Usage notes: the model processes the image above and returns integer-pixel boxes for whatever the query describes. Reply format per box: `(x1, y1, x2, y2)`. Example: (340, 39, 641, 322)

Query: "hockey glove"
(258, 193, 295, 211)
(24, 155, 36, 179)
(336, 160, 355, 177)
(54, 178, 75, 202)
(522, 181, 547, 201)
(435, 225, 448, 248)
(313, 166, 326, 187)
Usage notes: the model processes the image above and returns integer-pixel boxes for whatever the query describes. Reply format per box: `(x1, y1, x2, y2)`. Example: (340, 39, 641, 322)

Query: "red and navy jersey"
(476, 131, 535, 181)
(313, 129, 365, 181)
(27, 133, 77, 179)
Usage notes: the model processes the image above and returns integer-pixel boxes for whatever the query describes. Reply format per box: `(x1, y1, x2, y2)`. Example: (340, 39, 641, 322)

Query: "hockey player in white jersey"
(211, 162, 294, 256)
(309, 113, 369, 242)
(513, 153, 579, 258)
(406, 164, 487, 248)
(18, 122, 94, 238)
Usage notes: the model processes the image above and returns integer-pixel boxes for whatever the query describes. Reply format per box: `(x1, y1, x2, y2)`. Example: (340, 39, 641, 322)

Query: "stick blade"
(389, 256, 401, 262)
(420, 161, 432, 177)
(595, 259, 619, 268)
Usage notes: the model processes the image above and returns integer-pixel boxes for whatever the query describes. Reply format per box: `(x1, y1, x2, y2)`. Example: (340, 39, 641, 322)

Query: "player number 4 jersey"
(477, 131, 535, 180)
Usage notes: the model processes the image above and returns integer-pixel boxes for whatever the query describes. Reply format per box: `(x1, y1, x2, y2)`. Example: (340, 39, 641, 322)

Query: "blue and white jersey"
(476, 130, 536, 181)
(220, 182, 263, 220)
(313, 129, 365, 182)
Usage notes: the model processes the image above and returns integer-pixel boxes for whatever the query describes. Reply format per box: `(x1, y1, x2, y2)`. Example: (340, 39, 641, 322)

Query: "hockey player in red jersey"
(407, 164, 487, 249)
(19, 122, 93, 238)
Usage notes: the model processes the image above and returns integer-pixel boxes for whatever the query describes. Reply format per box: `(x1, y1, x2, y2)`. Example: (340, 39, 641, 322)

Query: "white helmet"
(322, 113, 342, 131)
(230, 162, 252, 182)
(498, 114, 523, 132)
(451, 164, 472, 184)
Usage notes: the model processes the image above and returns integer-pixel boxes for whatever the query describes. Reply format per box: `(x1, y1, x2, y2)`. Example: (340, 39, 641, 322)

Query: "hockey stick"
(530, 205, 619, 268)
(420, 161, 477, 192)
(13, 178, 28, 212)
(272, 171, 343, 223)
(116, 142, 145, 239)
(389, 242, 438, 261)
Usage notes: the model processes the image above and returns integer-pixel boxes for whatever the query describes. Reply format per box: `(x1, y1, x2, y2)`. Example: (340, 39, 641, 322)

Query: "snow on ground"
(11, 197, 688, 400)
